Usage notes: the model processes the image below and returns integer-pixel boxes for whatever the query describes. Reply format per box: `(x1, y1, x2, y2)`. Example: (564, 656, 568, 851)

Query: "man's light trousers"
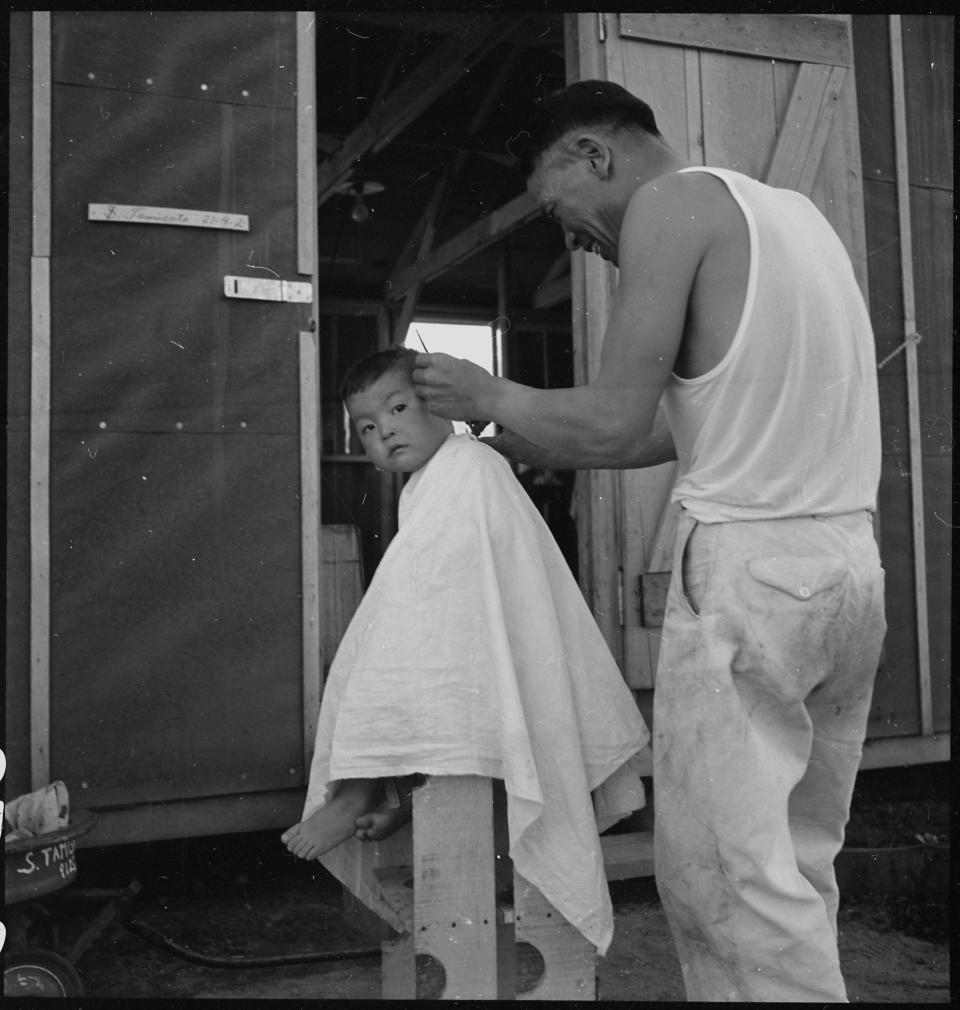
(653, 509, 886, 1002)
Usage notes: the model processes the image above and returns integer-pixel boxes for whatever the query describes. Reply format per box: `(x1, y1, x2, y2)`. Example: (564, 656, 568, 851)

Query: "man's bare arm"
(484, 402, 676, 469)
(414, 173, 710, 466)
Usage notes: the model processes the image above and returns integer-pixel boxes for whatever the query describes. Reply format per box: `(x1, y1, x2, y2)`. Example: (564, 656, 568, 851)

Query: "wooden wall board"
(852, 17, 896, 184)
(6, 24, 35, 800)
(620, 13, 851, 68)
(921, 454, 952, 733)
(9, 11, 33, 80)
(870, 455, 923, 738)
(32, 12, 52, 259)
(864, 181, 911, 449)
(766, 63, 841, 191)
(608, 33, 692, 159)
(6, 78, 33, 422)
(912, 187, 954, 428)
(300, 331, 322, 770)
(49, 90, 302, 424)
(296, 11, 319, 279)
(5, 431, 33, 798)
(808, 60, 869, 294)
(52, 11, 296, 108)
(79, 789, 306, 848)
(29, 12, 54, 790)
(49, 94, 297, 256)
(47, 429, 304, 806)
(900, 15, 954, 190)
(700, 51, 780, 178)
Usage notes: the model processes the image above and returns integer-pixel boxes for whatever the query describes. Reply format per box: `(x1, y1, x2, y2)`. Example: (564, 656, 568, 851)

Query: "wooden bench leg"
(513, 871, 597, 1001)
(381, 775, 500, 1000)
(379, 775, 595, 1000)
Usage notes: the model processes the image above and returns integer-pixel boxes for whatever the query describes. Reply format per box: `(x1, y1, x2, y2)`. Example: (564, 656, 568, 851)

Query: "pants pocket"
(746, 555, 846, 601)
(678, 518, 706, 618)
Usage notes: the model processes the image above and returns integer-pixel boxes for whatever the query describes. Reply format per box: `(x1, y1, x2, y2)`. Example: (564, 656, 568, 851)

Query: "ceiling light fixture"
(335, 179, 385, 224)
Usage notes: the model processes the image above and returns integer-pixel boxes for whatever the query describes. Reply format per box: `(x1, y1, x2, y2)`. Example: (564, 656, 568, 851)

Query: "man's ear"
(575, 135, 611, 179)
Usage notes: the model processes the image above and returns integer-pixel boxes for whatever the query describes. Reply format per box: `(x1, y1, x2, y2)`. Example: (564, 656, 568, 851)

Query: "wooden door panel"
(700, 52, 783, 178)
(45, 12, 307, 806)
(618, 14, 851, 68)
(610, 39, 700, 164)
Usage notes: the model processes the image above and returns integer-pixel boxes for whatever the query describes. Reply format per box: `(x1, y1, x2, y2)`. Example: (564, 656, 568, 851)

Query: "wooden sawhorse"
(375, 775, 596, 1000)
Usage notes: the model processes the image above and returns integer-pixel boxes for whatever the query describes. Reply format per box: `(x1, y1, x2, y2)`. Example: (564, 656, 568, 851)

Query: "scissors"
(415, 329, 490, 438)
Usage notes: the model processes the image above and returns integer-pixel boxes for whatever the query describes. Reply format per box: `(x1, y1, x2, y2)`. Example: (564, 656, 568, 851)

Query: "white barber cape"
(303, 433, 649, 954)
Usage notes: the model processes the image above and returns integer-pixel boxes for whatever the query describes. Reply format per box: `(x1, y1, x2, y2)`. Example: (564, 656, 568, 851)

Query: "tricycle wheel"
(4, 948, 84, 997)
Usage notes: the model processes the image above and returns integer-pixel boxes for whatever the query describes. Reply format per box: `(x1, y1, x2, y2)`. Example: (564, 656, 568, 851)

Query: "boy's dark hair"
(514, 79, 661, 178)
(339, 345, 418, 403)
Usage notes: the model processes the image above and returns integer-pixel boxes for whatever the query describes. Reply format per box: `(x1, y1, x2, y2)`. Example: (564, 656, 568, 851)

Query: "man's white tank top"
(661, 167, 881, 523)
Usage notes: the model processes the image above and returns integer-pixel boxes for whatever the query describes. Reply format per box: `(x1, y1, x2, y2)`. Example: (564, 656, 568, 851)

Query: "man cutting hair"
(413, 79, 886, 1002)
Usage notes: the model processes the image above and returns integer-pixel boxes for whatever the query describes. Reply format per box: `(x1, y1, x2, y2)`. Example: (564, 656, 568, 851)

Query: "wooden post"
(889, 15, 932, 736)
(296, 12, 318, 278)
(380, 776, 499, 999)
(513, 873, 596, 1000)
(30, 11, 52, 790)
(299, 331, 322, 767)
(297, 11, 323, 770)
(412, 776, 499, 999)
(378, 776, 598, 1000)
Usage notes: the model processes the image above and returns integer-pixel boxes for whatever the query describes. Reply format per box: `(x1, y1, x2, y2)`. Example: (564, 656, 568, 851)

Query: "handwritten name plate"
(88, 204, 249, 232)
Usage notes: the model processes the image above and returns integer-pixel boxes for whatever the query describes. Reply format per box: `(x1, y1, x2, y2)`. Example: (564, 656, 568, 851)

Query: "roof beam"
(387, 192, 540, 301)
(532, 276, 571, 310)
(530, 251, 570, 309)
(315, 16, 520, 205)
(389, 47, 523, 340)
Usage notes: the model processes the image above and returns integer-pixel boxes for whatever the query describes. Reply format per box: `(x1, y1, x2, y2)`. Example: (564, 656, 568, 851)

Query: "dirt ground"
(7, 821, 950, 1003)
(5, 764, 950, 1002)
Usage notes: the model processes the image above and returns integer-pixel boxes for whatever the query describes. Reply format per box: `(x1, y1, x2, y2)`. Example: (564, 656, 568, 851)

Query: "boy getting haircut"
(283, 346, 650, 956)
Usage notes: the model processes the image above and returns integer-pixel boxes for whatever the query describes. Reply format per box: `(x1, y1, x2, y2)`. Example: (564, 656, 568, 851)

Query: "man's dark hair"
(515, 79, 660, 178)
(339, 345, 418, 403)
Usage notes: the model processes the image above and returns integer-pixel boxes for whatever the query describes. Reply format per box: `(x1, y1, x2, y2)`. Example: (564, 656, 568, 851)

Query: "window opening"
(404, 321, 499, 438)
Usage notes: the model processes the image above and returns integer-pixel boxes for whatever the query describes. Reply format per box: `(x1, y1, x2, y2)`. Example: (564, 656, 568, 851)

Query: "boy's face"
(346, 369, 452, 473)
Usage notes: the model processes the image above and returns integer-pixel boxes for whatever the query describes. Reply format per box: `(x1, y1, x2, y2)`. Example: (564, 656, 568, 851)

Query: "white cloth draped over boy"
(303, 433, 650, 955)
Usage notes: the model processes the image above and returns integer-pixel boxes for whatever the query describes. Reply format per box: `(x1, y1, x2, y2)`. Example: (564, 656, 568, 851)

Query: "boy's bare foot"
(281, 778, 378, 861)
(354, 789, 413, 842)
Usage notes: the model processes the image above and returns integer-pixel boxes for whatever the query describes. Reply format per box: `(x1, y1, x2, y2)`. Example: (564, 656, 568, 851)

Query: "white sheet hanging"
(304, 434, 649, 954)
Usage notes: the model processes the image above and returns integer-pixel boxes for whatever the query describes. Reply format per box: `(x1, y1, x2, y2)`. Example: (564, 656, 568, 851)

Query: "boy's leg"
(282, 778, 379, 860)
(652, 512, 882, 1002)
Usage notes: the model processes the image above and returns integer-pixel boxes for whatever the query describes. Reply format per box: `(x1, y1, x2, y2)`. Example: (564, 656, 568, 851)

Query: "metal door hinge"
(598, 13, 607, 43)
(223, 275, 313, 303)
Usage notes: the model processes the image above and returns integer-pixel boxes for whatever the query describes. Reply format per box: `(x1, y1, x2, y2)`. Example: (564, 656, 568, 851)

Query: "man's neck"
(632, 139, 690, 188)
